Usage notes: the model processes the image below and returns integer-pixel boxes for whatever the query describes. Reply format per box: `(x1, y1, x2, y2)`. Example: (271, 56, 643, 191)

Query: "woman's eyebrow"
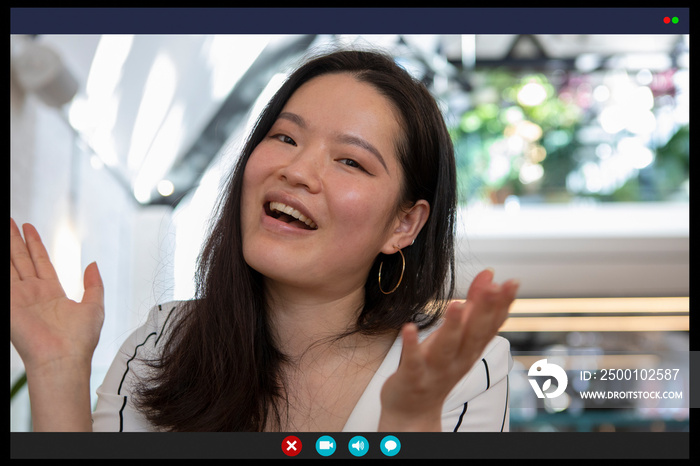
(277, 111, 306, 129)
(335, 133, 389, 174)
(277, 111, 389, 174)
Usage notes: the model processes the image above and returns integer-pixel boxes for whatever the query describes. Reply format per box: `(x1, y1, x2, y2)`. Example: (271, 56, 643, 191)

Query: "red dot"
(282, 436, 302, 456)
(664, 17, 671, 24)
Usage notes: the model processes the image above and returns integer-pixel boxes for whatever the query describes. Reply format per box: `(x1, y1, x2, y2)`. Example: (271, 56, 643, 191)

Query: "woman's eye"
(274, 134, 296, 146)
(340, 158, 368, 172)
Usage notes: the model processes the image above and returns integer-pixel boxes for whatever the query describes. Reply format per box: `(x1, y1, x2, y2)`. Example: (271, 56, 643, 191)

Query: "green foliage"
(450, 69, 688, 205)
(451, 70, 584, 204)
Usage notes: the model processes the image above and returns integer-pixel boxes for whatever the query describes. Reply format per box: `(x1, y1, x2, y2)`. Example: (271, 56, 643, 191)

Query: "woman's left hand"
(378, 268, 519, 431)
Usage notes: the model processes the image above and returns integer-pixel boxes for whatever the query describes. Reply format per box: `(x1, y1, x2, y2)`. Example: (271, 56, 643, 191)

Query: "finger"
(449, 298, 474, 327)
(81, 262, 104, 309)
(22, 223, 60, 281)
(465, 268, 496, 303)
(486, 278, 519, 315)
(10, 221, 20, 282)
(10, 218, 37, 280)
(493, 279, 520, 327)
(502, 278, 520, 302)
(398, 323, 424, 375)
(427, 301, 469, 363)
(10, 260, 19, 282)
(485, 280, 519, 336)
(454, 279, 518, 361)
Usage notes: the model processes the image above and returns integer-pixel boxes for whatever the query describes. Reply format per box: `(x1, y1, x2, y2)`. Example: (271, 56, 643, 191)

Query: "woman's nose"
(279, 147, 323, 193)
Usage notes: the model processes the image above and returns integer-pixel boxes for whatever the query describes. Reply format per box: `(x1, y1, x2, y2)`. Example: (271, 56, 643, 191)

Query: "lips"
(264, 200, 318, 230)
(260, 190, 320, 233)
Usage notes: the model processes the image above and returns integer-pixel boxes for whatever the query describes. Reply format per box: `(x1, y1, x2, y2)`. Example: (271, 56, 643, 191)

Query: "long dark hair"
(135, 48, 457, 431)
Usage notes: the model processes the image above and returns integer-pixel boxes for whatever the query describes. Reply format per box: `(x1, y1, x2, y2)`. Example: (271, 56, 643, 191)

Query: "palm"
(10, 220, 104, 369)
(379, 269, 518, 430)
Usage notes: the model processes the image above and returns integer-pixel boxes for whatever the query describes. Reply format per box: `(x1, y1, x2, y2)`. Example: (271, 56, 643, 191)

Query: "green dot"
(672, 17, 679, 24)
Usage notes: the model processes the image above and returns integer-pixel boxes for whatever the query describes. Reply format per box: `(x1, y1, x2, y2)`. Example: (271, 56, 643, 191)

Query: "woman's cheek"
(332, 183, 397, 229)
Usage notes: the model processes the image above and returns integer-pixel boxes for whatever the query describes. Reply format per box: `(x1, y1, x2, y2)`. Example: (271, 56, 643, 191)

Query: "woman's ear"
(381, 200, 430, 254)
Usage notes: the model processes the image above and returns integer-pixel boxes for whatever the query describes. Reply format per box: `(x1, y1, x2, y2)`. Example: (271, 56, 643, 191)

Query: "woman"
(10, 49, 519, 432)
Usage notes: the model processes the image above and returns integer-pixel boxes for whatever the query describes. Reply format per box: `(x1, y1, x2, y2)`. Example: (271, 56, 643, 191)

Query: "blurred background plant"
(450, 67, 688, 206)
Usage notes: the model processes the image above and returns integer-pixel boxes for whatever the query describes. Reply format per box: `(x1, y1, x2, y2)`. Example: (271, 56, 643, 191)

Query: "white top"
(92, 301, 512, 432)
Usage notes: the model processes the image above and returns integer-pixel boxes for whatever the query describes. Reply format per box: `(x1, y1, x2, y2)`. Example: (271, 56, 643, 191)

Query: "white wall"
(10, 61, 175, 432)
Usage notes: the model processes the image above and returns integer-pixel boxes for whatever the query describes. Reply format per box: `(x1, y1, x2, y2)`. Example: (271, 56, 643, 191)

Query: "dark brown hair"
(135, 48, 457, 431)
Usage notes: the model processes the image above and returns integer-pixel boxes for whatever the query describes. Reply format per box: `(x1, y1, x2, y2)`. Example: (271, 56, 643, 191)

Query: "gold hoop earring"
(378, 247, 405, 295)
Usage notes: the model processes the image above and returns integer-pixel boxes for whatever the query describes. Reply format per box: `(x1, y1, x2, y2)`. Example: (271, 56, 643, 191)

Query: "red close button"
(282, 435, 302, 456)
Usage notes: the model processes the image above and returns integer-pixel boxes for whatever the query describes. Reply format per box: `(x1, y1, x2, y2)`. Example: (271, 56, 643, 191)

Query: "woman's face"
(241, 73, 421, 298)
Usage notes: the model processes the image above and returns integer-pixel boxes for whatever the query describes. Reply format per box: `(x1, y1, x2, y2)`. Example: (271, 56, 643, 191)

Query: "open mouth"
(265, 201, 318, 230)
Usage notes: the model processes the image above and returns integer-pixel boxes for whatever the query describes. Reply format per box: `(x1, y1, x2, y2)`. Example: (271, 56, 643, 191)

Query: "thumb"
(81, 261, 104, 308)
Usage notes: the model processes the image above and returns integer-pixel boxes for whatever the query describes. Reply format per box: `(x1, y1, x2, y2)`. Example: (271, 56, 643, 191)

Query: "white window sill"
(454, 202, 689, 299)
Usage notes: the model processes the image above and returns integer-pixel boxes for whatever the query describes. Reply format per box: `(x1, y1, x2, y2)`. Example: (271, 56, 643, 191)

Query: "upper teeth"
(269, 201, 317, 229)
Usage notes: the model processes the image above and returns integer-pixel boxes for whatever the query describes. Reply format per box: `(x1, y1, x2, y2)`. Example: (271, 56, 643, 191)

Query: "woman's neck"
(265, 280, 369, 360)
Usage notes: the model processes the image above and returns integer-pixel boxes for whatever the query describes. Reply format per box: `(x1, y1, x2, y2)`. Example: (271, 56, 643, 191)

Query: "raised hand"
(378, 268, 518, 431)
(10, 218, 104, 430)
(11, 218, 104, 368)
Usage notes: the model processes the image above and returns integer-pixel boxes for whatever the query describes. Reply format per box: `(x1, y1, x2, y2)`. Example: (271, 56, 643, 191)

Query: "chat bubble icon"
(380, 436, 400, 456)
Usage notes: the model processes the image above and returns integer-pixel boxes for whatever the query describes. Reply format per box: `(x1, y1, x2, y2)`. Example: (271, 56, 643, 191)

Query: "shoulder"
(143, 300, 187, 333)
(146, 300, 186, 342)
(444, 334, 512, 402)
(103, 300, 190, 372)
(92, 300, 190, 432)
(115, 301, 186, 360)
(435, 328, 512, 432)
(137, 300, 193, 346)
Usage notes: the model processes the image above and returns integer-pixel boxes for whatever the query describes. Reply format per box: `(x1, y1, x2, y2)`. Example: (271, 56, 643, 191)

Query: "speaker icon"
(348, 436, 369, 457)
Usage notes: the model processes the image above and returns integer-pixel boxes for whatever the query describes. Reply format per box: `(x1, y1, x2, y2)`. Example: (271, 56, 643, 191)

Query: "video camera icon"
(315, 435, 336, 456)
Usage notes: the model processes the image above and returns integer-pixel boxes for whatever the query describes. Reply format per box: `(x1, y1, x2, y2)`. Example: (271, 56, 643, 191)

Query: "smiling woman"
(241, 72, 419, 303)
(10, 48, 519, 433)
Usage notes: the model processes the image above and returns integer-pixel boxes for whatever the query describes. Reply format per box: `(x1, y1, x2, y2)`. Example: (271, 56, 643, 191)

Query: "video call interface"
(10, 8, 690, 460)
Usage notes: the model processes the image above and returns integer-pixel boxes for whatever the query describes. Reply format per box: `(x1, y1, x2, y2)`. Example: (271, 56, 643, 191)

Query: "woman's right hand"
(10, 218, 104, 374)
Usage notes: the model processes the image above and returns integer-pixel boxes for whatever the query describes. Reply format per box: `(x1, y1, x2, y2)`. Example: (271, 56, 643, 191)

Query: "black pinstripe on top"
(500, 375, 509, 432)
(452, 356, 509, 432)
(116, 304, 176, 432)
